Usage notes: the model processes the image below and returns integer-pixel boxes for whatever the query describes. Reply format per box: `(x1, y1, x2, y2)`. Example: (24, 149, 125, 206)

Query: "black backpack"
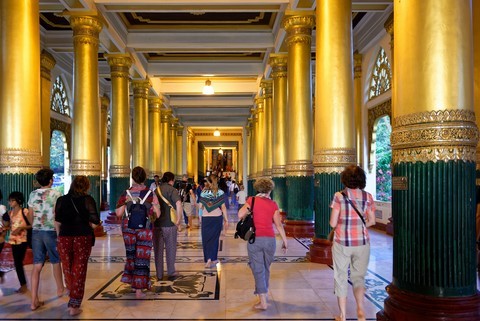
(125, 189, 152, 229)
(234, 197, 256, 243)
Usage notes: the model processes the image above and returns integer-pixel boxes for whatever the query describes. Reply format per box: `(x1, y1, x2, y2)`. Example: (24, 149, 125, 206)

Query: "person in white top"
(229, 180, 239, 206)
(236, 185, 247, 209)
(149, 174, 160, 191)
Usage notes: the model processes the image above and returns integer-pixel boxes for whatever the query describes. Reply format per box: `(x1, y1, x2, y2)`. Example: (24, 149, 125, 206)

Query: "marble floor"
(0, 206, 476, 321)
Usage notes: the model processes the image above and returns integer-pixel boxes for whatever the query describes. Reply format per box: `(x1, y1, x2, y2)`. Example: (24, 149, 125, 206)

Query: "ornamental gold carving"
(70, 16, 102, 34)
(282, 15, 315, 32)
(287, 35, 312, 47)
(0, 148, 42, 174)
(313, 148, 356, 174)
(286, 160, 314, 177)
(392, 110, 479, 163)
(263, 168, 272, 178)
(109, 165, 131, 177)
(41, 50, 56, 81)
(70, 160, 101, 176)
(272, 165, 286, 177)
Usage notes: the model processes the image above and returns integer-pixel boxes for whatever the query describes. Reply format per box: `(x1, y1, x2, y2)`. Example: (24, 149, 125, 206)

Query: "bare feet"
(135, 290, 146, 299)
(205, 259, 212, 268)
(334, 315, 346, 321)
(357, 309, 366, 321)
(57, 287, 69, 297)
(31, 301, 44, 311)
(253, 302, 267, 310)
(69, 307, 83, 316)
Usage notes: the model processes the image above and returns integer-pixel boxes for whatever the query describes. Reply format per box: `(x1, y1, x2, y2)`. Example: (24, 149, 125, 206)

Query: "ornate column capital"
(70, 15, 102, 46)
(254, 96, 264, 110)
(282, 10, 315, 47)
(100, 94, 110, 112)
(269, 53, 288, 79)
(40, 50, 56, 81)
(261, 79, 273, 98)
(148, 96, 162, 113)
(354, 51, 362, 79)
(105, 53, 133, 78)
(384, 12, 394, 38)
(161, 108, 172, 123)
(132, 79, 151, 99)
(176, 125, 184, 136)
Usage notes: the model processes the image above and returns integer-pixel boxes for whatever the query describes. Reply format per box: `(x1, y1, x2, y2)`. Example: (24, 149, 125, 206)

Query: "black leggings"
(0, 242, 4, 277)
(11, 242, 28, 286)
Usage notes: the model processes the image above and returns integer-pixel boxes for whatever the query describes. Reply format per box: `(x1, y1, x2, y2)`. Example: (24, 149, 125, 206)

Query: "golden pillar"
(282, 10, 315, 237)
(269, 53, 288, 211)
(187, 129, 194, 177)
(475, 0, 480, 174)
(100, 94, 109, 208)
(170, 117, 178, 176)
(261, 79, 273, 178)
(132, 79, 151, 173)
(378, 1, 480, 320)
(105, 53, 132, 208)
(310, 0, 354, 263)
(0, 0, 42, 199)
(70, 15, 102, 206)
(247, 111, 258, 195)
(148, 96, 162, 178)
(353, 52, 363, 167)
(176, 124, 184, 176)
(160, 109, 172, 173)
(255, 96, 265, 179)
(40, 50, 56, 167)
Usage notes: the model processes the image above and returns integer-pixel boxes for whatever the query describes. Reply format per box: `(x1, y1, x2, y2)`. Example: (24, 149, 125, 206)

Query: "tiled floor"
(0, 206, 474, 320)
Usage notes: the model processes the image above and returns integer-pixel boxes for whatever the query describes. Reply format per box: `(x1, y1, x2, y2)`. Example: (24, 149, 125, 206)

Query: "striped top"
(330, 188, 375, 247)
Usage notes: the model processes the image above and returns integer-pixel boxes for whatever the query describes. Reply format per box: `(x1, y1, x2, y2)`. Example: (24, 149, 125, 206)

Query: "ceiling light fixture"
(213, 129, 220, 137)
(202, 79, 215, 95)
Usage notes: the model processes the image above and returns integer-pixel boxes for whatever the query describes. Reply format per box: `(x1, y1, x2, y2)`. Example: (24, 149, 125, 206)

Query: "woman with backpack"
(199, 174, 228, 268)
(237, 178, 288, 310)
(115, 166, 160, 298)
(55, 176, 100, 316)
(6, 191, 31, 294)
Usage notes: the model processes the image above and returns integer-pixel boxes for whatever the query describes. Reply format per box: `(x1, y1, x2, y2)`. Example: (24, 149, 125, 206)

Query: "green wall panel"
(109, 177, 130, 210)
(272, 176, 287, 212)
(314, 172, 342, 239)
(0, 173, 36, 207)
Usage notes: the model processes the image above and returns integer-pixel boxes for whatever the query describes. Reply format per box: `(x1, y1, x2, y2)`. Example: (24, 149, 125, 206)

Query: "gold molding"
(70, 159, 101, 176)
(286, 35, 311, 47)
(354, 52, 362, 80)
(286, 160, 314, 176)
(392, 110, 479, 163)
(282, 13, 315, 32)
(109, 165, 131, 177)
(0, 148, 42, 174)
(263, 168, 272, 177)
(40, 50, 56, 81)
(272, 165, 286, 177)
(313, 148, 356, 174)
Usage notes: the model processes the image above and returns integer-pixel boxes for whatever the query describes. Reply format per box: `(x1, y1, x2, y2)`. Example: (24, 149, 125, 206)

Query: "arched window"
(369, 47, 392, 100)
(374, 115, 392, 201)
(51, 76, 70, 116)
(50, 130, 69, 194)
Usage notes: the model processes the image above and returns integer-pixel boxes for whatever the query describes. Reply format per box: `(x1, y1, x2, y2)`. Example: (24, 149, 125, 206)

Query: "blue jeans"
(32, 230, 60, 264)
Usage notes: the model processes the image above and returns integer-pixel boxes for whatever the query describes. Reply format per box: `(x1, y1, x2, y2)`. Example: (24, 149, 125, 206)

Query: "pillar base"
(377, 284, 480, 321)
(284, 220, 314, 238)
(94, 221, 107, 237)
(0, 244, 33, 269)
(280, 211, 287, 224)
(386, 217, 394, 236)
(307, 237, 332, 264)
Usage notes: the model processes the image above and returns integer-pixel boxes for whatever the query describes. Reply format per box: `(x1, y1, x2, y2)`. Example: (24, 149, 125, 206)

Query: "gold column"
(132, 79, 151, 173)
(105, 53, 132, 207)
(255, 96, 265, 179)
(100, 94, 109, 208)
(40, 50, 56, 167)
(269, 53, 288, 211)
(148, 96, 162, 178)
(176, 124, 184, 176)
(379, 1, 480, 319)
(282, 10, 315, 236)
(70, 15, 102, 205)
(160, 109, 172, 173)
(0, 0, 42, 200)
(187, 129, 194, 177)
(100, 94, 109, 181)
(353, 52, 363, 167)
(261, 79, 273, 178)
(310, 0, 354, 262)
(170, 117, 178, 176)
(476, 0, 480, 172)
